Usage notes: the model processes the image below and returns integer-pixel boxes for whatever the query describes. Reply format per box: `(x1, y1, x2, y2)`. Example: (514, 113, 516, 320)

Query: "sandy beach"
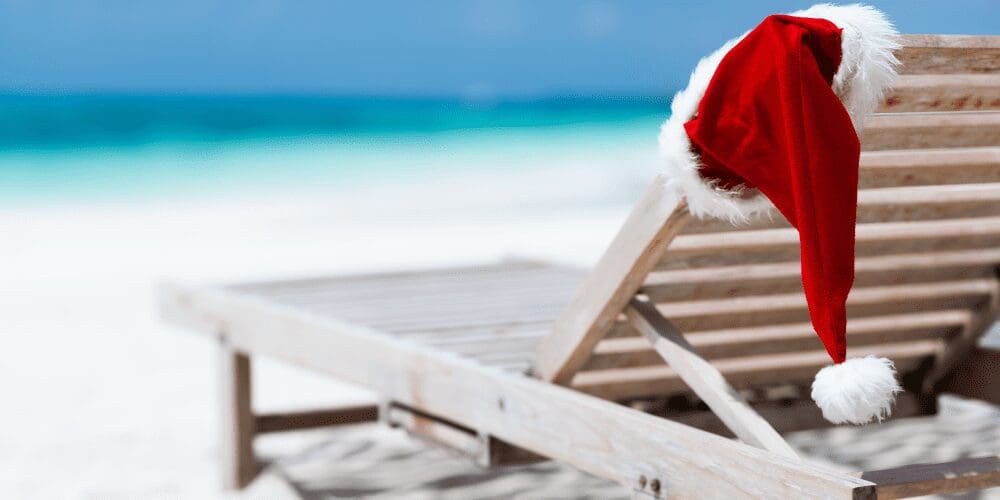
(0, 146, 651, 499)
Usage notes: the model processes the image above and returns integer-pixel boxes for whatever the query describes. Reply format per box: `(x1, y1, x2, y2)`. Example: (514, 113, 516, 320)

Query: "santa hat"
(658, 4, 902, 424)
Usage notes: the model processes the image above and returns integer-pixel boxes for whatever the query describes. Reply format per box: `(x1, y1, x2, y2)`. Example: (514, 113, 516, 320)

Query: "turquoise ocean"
(0, 95, 669, 204)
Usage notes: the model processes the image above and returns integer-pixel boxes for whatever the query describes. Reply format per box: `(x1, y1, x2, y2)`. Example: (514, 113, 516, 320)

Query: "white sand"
(0, 151, 656, 499)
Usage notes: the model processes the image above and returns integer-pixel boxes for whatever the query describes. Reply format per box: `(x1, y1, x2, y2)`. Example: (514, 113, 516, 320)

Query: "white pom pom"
(811, 356, 902, 425)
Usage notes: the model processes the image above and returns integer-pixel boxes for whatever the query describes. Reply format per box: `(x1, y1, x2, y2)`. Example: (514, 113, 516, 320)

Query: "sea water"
(0, 95, 668, 206)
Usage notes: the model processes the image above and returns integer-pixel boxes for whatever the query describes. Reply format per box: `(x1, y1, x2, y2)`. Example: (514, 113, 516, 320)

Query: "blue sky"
(1, 1, 996, 97)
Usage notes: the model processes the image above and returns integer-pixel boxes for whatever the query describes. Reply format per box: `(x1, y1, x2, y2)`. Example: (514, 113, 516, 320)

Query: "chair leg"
(219, 341, 258, 489)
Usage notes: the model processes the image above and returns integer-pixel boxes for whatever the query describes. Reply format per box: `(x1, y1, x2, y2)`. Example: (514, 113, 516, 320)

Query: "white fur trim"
(658, 4, 900, 222)
(793, 3, 901, 130)
(811, 356, 902, 424)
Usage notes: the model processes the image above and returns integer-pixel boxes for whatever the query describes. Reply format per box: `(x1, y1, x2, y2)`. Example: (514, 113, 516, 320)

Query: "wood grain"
(535, 178, 690, 384)
(571, 340, 943, 401)
(858, 456, 1000, 498)
(255, 405, 379, 434)
(160, 284, 877, 499)
(644, 248, 1000, 302)
(861, 111, 1000, 151)
(880, 74, 1000, 112)
(584, 310, 970, 370)
(218, 343, 258, 490)
(897, 36, 1000, 75)
(682, 181, 1000, 234)
(659, 216, 1000, 269)
(626, 299, 798, 459)
(856, 147, 1000, 189)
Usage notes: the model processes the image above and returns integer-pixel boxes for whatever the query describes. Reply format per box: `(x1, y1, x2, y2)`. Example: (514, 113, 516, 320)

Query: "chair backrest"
(535, 35, 1000, 404)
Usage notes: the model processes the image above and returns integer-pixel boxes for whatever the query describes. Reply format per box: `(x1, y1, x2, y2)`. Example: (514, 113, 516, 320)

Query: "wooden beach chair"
(159, 35, 1000, 499)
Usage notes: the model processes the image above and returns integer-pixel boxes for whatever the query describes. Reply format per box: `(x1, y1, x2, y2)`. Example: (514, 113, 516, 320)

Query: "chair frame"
(159, 34, 1000, 499)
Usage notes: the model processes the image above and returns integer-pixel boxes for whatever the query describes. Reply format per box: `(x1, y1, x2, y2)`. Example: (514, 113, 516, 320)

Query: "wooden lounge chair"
(159, 35, 1000, 499)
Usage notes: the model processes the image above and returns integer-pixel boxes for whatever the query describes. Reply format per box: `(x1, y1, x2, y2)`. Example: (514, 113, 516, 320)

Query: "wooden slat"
(682, 182, 1000, 234)
(535, 178, 690, 384)
(660, 279, 994, 333)
(387, 403, 547, 467)
(897, 35, 1000, 75)
(584, 310, 971, 371)
(161, 284, 878, 499)
(666, 392, 928, 437)
(861, 111, 1000, 151)
(880, 74, 1000, 112)
(643, 248, 1000, 302)
(232, 265, 582, 335)
(263, 273, 577, 312)
(233, 260, 553, 295)
(413, 324, 549, 346)
(436, 338, 541, 360)
(858, 147, 1000, 189)
(602, 308, 971, 341)
(244, 263, 578, 335)
(571, 340, 943, 401)
(660, 216, 1000, 269)
(332, 301, 567, 333)
(254, 405, 379, 433)
(255, 265, 580, 304)
(858, 456, 1000, 499)
(384, 403, 484, 458)
(626, 299, 798, 459)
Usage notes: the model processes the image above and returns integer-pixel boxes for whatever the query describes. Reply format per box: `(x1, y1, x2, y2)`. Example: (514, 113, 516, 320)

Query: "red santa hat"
(658, 4, 902, 424)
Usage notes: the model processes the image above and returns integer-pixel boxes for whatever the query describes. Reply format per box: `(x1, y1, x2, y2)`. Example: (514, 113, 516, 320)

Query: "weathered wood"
(625, 299, 798, 459)
(384, 403, 484, 458)
(897, 35, 1000, 75)
(940, 347, 1000, 405)
(254, 405, 379, 434)
(571, 340, 943, 401)
(682, 182, 1000, 234)
(386, 402, 547, 466)
(585, 310, 970, 370)
(660, 280, 993, 333)
(479, 434, 548, 467)
(857, 456, 1000, 499)
(239, 262, 583, 340)
(259, 265, 579, 307)
(218, 343, 258, 490)
(644, 248, 1000, 302)
(880, 74, 1000, 112)
(665, 392, 927, 437)
(535, 178, 690, 384)
(856, 147, 1000, 189)
(660, 216, 1000, 269)
(161, 284, 877, 499)
(233, 260, 554, 296)
(861, 111, 1000, 151)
